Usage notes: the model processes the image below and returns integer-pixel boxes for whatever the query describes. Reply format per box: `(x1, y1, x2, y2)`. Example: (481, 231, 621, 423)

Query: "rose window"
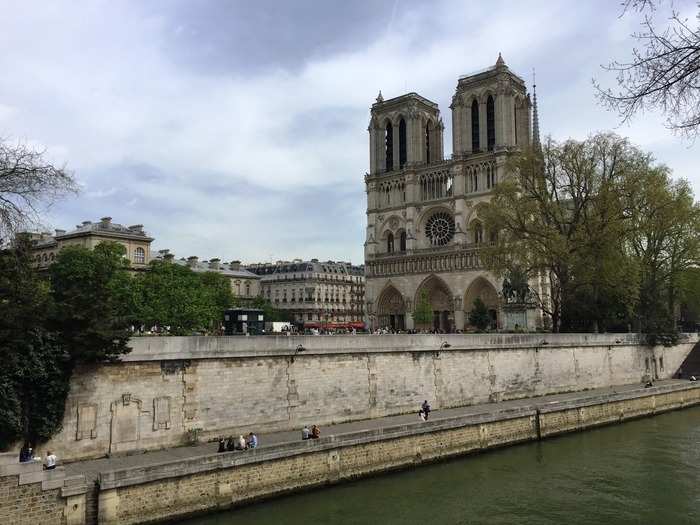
(425, 212, 455, 246)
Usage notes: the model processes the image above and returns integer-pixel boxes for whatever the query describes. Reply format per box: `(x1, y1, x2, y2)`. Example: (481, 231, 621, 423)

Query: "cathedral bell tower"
(450, 53, 531, 157)
(367, 92, 444, 175)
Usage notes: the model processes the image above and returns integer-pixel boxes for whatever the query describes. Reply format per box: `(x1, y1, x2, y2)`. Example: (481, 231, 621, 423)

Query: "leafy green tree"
(621, 167, 700, 341)
(480, 134, 649, 332)
(413, 290, 433, 329)
(244, 296, 292, 322)
(199, 271, 235, 329)
(0, 240, 71, 449)
(468, 298, 491, 331)
(49, 242, 133, 362)
(134, 261, 234, 334)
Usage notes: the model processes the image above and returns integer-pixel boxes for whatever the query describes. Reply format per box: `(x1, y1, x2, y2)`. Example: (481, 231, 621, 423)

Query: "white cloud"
(0, 0, 697, 263)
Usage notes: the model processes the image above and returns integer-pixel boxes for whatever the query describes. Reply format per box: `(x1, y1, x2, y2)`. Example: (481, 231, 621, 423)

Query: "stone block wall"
(36, 333, 697, 462)
(96, 383, 700, 525)
(0, 453, 88, 525)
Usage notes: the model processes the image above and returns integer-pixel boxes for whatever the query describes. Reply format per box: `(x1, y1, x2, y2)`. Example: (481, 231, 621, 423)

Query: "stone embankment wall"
(96, 382, 700, 525)
(37, 333, 696, 462)
(0, 453, 88, 525)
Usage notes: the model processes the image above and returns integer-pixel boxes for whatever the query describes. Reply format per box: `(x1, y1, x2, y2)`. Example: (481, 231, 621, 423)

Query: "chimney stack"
(187, 256, 198, 268)
(55, 229, 66, 236)
(209, 258, 221, 270)
(128, 224, 144, 234)
(229, 260, 241, 271)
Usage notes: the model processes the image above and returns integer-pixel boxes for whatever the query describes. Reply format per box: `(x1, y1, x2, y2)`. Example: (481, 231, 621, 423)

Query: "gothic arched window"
(399, 118, 407, 168)
(487, 95, 495, 151)
(387, 232, 394, 253)
(400, 231, 407, 252)
(385, 122, 393, 171)
(471, 99, 480, 152)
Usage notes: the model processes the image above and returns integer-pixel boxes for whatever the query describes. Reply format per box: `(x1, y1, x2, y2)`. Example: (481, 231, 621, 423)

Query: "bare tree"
(595, 1, 700, 137)
(0, 139, 77, 242)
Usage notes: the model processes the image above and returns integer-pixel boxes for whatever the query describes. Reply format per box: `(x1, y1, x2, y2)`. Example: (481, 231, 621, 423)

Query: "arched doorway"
(464, 277, 499, 329)
(377, 285, 406, 331)
(414, 275, 454, 332)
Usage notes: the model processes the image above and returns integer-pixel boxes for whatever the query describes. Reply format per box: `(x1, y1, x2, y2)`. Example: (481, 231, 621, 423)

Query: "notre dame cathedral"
(364, 54, 545, 332)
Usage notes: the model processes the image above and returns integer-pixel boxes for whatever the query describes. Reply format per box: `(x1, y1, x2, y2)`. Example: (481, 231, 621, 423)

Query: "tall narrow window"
(487, 95, 495, 151)
(514, 101, 518, 145)
(400, 231, 407, 252)
(385, 122, 393, 171)
(471, 100, 480, 152)
(387, 232, 394, 253)
(134, 247, 145, 264)
(474, 223, 484, 244)
(425, 121, 432, 164)
(399, 118, 407, 168)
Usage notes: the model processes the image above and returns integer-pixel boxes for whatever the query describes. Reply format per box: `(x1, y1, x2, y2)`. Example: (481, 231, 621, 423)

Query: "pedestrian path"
(65, 380, 683, 480)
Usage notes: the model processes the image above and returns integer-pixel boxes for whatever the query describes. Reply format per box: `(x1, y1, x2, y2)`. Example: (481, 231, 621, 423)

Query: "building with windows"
(25, 216, 153, 270)
(153, 251, 262, 304)
(364, 55, 545, 332)
(245, 259, 365, 329)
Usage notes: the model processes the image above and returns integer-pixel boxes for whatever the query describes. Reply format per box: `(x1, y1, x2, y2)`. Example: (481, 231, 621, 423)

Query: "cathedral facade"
(364, 55, 542, 332)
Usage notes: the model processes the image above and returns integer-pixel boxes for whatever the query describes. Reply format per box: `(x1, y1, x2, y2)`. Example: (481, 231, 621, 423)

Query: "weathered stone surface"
(36, 334, 698, 462)
(96, 382, 700, 525)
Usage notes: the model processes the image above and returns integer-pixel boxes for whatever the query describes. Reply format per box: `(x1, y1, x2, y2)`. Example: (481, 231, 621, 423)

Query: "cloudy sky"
(1, 0, 697, 264)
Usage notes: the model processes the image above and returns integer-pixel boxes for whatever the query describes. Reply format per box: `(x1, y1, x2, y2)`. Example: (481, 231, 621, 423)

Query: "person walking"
(421, 400, 431, 421)
(301, 425, 311, 440)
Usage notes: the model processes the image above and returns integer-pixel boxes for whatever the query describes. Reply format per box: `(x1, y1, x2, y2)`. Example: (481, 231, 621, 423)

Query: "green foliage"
(413, 290, 433, 327)
(468, 298, 491, 331)
(49, 242, 133, 362)
(0, 241, 72, 449)
(133, 261, 234, 334)
(480, 132, 700, 338)
(243, 296, 292, 322)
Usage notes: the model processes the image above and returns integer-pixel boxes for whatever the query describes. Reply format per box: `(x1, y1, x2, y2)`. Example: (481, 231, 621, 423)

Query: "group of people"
(19, 445, 57, 470)
(217, 432, 258, 453)
(301, 424, 321, 440)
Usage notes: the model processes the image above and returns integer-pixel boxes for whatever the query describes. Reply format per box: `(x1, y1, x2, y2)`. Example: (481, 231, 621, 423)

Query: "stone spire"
(532, 69, 541, 150)
(376, 90, 384, 103)
(496, 52, 505, 67)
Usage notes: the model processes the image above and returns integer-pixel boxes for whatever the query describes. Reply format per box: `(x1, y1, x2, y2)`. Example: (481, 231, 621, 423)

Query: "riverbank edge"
(97, 381, 700, 525)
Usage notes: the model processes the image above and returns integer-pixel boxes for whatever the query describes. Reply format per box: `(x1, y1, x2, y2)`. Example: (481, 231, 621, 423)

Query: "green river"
(177, 406, 700, 524)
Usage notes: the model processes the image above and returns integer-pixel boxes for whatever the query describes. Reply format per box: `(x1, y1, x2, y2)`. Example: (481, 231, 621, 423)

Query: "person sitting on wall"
(236, 435, 247, 450)
(311, 425, 321, 439)
(691, 375, 698, 382)
(19, 444, 32, 463)
(226, 436, 236, 451)
(301, 425, 311, 440)
(217, 437, 226, 453)
(418, 410, 427, 421)
(44, 450, 57, 470)
(421, 400, 432, 420)
(247, 432, 258, 449)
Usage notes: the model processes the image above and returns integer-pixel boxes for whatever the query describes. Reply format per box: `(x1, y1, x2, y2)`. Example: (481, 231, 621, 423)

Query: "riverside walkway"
(65, 379, 690, 481)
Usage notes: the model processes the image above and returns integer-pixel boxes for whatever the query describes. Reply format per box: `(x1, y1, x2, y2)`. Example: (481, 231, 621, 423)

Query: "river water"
(178, 407, 700, 525)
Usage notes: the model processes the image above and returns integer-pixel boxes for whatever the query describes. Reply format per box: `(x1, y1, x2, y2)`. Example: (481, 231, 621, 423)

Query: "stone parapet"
(122, 332, 673, 362)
